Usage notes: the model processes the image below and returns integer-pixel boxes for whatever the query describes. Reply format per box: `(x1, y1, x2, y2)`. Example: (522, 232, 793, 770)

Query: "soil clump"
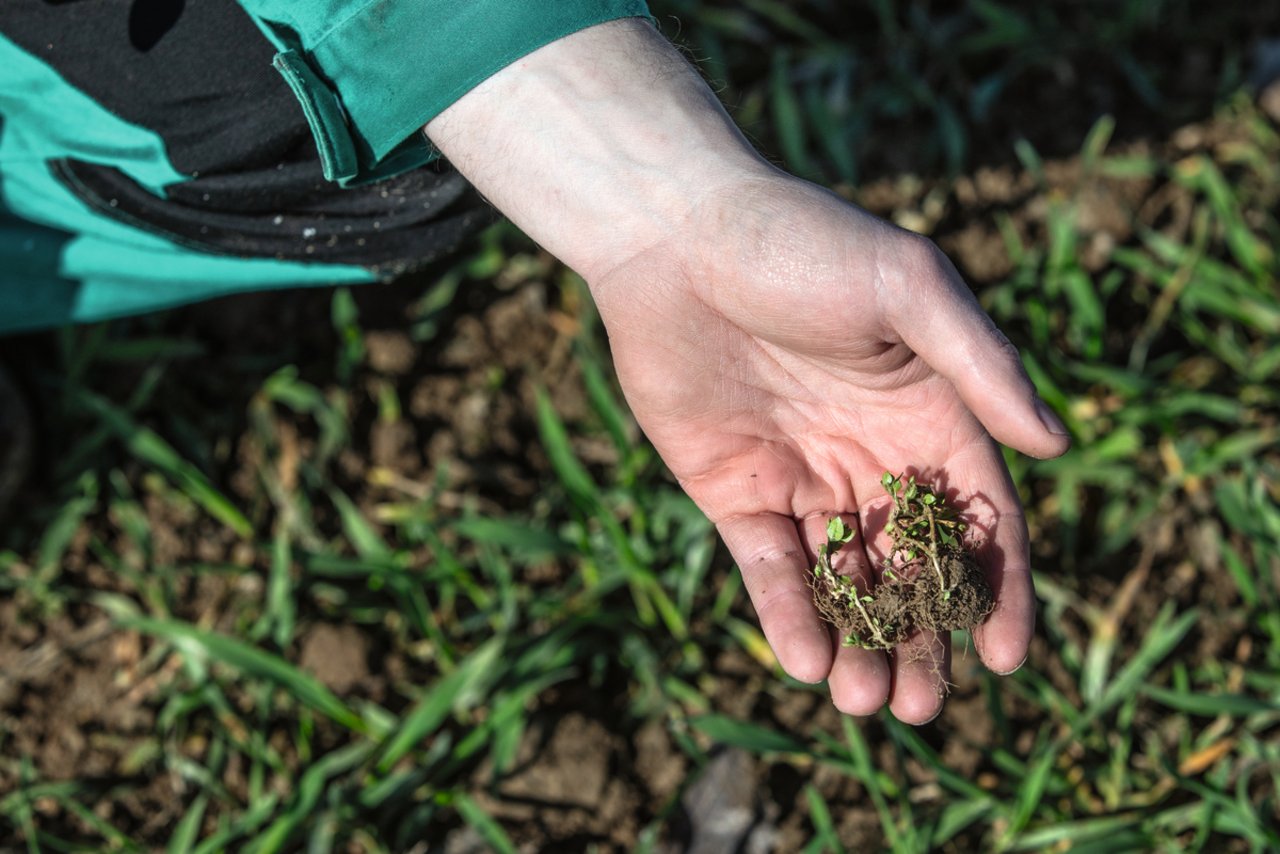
(811, 474, 994, 649)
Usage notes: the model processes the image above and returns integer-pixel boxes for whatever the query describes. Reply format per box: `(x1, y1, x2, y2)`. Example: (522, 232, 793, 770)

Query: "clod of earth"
(810, 473, 994, 650)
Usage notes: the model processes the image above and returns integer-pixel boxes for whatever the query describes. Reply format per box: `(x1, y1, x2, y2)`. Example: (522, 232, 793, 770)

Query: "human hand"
(426, 17, 1069, 722)
(588, 173, 1070, 722)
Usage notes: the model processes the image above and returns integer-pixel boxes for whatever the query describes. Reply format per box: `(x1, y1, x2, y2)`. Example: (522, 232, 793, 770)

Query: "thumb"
(888, 242, 1071, 460)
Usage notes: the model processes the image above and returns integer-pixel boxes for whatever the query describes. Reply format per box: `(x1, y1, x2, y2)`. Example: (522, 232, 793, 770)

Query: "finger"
(888, 629, 950, 725)
(798, 513, 892, 715)
(828, 636, 891, 716)
(913, 438, 1035, 675)
(886, 239, 1071, 461)
(973, 533, 1035, 675)
(957, 444, 1036, 675)
(720, 513, 833, 684)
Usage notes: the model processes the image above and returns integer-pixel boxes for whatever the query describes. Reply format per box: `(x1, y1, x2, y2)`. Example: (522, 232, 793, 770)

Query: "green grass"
(2, 1, 1279, 851)
(657, 0, 1252, 182)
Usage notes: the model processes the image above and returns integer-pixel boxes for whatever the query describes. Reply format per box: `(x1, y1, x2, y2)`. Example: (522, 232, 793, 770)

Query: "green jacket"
(0, 0, 650, 334)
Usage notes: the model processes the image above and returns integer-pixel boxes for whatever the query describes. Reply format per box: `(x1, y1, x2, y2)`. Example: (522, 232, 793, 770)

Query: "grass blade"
(534, 387, 601, 512)
(1004, 727, 1060, 838)
(453, 516, 571, 559)
(840, 718, 907, 851)
(452, 792, 516, 854)
(1083, 605, 1199, 728)
(1139, 684, 1277, 717)
(78, 390, 252, 537)
(126, 617, 367, 734)
(803, 784, 845, 854)
(167, 794, 209, 854)
(690, 714, 809, 755)
(376, 637, 506, 773)
(244, 742, 371, 854)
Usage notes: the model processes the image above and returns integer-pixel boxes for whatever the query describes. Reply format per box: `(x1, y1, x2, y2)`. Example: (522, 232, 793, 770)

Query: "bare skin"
(426, 18, 1069, 723)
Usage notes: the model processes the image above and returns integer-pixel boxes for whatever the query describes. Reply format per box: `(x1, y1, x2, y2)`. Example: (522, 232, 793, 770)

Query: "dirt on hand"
(810, 473, 994, 650)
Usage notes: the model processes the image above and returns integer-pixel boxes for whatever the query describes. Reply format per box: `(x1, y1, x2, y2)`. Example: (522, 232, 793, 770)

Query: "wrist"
(424, 18, 772, 283)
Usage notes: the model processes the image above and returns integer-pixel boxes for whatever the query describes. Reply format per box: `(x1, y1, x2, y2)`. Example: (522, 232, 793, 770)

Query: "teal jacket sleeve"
(238, 0, 653, 186)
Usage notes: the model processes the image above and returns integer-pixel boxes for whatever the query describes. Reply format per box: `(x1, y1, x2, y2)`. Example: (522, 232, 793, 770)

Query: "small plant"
(810, 473, 994, 649)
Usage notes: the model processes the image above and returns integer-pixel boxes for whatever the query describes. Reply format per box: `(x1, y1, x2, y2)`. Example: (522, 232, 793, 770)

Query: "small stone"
(682, 748, 758, 854)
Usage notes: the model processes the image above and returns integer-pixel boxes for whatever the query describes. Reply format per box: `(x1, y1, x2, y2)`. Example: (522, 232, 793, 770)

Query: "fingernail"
(1034, 399, 1069, 437)
(992, 652, 1029, 677)
(917, 706, 944, 726)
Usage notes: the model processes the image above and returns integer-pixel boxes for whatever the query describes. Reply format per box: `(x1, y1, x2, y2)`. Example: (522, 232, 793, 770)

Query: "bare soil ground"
(1, 82, 1277, 853)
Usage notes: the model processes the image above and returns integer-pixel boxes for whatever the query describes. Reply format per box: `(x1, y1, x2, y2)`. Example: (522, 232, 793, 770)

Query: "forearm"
(423, 18, 771, 283)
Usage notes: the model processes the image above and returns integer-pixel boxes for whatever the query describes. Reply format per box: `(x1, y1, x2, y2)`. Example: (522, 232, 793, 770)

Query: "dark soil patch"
(0, 364, 31, 519)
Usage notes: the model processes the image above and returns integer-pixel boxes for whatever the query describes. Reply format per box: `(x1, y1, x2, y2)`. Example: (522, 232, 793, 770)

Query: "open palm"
(592, 175, 1070, 723)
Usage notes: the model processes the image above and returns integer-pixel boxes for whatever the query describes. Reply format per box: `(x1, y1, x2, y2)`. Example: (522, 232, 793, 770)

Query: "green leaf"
(244, 742, 370, 854)
(1008, 815, 1150, 852)
(191, 793, 282, 854)
(803, 784, 846, 854)
(826, 517, 853, 543)
(840, 718, 906, 850)
(1081, 114, 1116, 170)
(34, 473, 97, 587)
(377, 638, 506, 773)
(1219, 541, 1258, 608)
(78, 390, 251, 537)
(934, 96, 967, 175)
(452, 793, 516, 854)
(1140, 684, 1277, 717)
(125, 617, 366, 734)
(534, 387, 600, 511)
(1013, 137, 1045, 185)
(1062, 269, 1106, 359)
(1005, 727, 1058, 836)
(1083, 606, 1199, 727)
(770, 52, 818, 180)
(689, 714, 810, 755)
(328, 488, 391, 560)
(577, 341, 636, 462)
(166, 794, 208, 854)
(257, 526, 296, 649)
(454, 516, 571, 559)
(931, 800, 993, 848)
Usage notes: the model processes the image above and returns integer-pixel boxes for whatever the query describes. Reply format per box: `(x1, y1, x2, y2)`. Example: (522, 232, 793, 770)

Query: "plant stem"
(849, 588, 888, 648)
(923, 504, 947, 591)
